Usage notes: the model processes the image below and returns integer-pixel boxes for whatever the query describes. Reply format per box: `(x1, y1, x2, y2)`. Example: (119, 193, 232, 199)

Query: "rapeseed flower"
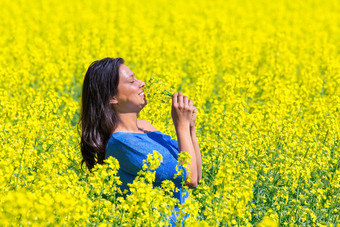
(1, 0, 339, 225)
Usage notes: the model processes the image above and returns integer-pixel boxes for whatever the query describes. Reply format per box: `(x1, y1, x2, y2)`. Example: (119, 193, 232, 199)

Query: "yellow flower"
(1, 0, 339, 225)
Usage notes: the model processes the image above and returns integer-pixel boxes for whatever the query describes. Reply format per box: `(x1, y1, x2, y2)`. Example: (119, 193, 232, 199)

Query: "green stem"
(15, 138, 27, 190)
(134, 213, 137, 226)
(161, 90, 173, 97)
(96, 182, 105, 226)
(216, 182, 225, 227)
(119, 209, 125, 227)
(2, 115, 7, 132)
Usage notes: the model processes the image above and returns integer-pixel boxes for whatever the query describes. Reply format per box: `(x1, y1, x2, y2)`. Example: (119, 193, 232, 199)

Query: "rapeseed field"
(0, 0, 339, 226)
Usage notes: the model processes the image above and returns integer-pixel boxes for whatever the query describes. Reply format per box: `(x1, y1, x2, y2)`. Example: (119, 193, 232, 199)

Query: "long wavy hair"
(79, 57, 124, 171)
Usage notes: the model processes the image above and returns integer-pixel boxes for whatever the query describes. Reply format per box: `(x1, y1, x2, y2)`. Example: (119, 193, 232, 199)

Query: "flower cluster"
(1, 0, 339, 225)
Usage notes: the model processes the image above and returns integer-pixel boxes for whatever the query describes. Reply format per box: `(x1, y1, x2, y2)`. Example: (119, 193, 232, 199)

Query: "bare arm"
(172, 92, 199, 188)
(190, 126, 202, 183)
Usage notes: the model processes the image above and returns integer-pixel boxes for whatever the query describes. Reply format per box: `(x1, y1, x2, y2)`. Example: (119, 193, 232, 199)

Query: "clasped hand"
(171, 92, 197, 130)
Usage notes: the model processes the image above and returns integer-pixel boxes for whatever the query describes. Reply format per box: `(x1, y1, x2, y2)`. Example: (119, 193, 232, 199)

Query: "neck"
(115, 112, 140, 132)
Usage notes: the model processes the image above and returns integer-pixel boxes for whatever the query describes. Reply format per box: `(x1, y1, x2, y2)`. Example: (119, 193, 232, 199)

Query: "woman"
(79, 57, 202, 225)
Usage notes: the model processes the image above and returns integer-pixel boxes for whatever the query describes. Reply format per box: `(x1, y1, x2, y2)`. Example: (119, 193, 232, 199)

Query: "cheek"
(120, 84, 139, 97)
(132, 84, 140, 91)
(120, 85, 135, 95)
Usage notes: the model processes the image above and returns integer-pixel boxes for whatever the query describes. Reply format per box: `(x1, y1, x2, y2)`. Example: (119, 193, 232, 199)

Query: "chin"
(140, 100, 147, 109)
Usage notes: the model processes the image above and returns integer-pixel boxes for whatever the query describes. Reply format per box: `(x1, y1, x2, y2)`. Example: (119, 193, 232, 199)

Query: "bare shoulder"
(137, 120, 158, 132)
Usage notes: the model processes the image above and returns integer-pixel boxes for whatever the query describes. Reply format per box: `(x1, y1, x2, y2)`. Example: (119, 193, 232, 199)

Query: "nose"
(139, 80, 145, 87)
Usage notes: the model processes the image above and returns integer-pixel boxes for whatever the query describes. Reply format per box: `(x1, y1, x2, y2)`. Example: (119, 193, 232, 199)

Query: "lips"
(138, 91, 145, 96)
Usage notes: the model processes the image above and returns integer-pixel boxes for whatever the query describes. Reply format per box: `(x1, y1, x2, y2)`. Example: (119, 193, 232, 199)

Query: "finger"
(178, 92, 183, 108)
(172, 93, 178, 107)
(193, 106, 197, 113)
(188, 99, 193, 107)
(183, 96, 188, 107)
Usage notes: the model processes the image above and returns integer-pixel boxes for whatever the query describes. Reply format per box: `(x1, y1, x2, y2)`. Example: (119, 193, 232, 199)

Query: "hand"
(171, 92, 194, 130)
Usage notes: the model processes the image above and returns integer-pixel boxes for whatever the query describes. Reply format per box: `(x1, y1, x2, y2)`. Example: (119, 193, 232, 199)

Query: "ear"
(110, 97, 118, 105)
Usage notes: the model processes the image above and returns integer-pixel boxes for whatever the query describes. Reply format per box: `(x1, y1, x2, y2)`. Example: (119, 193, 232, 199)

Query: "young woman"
(79, 57, 202, 225)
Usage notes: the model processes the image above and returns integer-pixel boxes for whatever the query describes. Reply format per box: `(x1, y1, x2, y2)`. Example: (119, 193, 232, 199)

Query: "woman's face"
(112, 64, 146, 113)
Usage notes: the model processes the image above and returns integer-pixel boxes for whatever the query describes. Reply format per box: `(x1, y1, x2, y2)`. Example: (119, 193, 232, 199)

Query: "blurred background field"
(0, 0, 339, 225)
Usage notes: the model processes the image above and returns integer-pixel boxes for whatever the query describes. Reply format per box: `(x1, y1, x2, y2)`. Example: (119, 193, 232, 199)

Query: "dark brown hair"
(79, 57, 124, 171)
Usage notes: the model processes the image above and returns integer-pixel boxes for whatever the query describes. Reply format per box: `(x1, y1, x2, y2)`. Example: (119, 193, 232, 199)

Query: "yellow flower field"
(0, 0, 339, 226)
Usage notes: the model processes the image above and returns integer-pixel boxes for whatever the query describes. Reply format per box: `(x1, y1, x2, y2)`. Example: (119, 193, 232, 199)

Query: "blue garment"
(104, 130, 189, 225)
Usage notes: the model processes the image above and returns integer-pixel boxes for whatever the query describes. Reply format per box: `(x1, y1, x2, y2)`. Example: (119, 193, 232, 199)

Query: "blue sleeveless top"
(104, 130, 189, 204)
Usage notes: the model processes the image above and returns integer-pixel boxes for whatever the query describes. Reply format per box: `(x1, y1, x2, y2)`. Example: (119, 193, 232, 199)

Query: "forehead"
(119, 64, 134, 80)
